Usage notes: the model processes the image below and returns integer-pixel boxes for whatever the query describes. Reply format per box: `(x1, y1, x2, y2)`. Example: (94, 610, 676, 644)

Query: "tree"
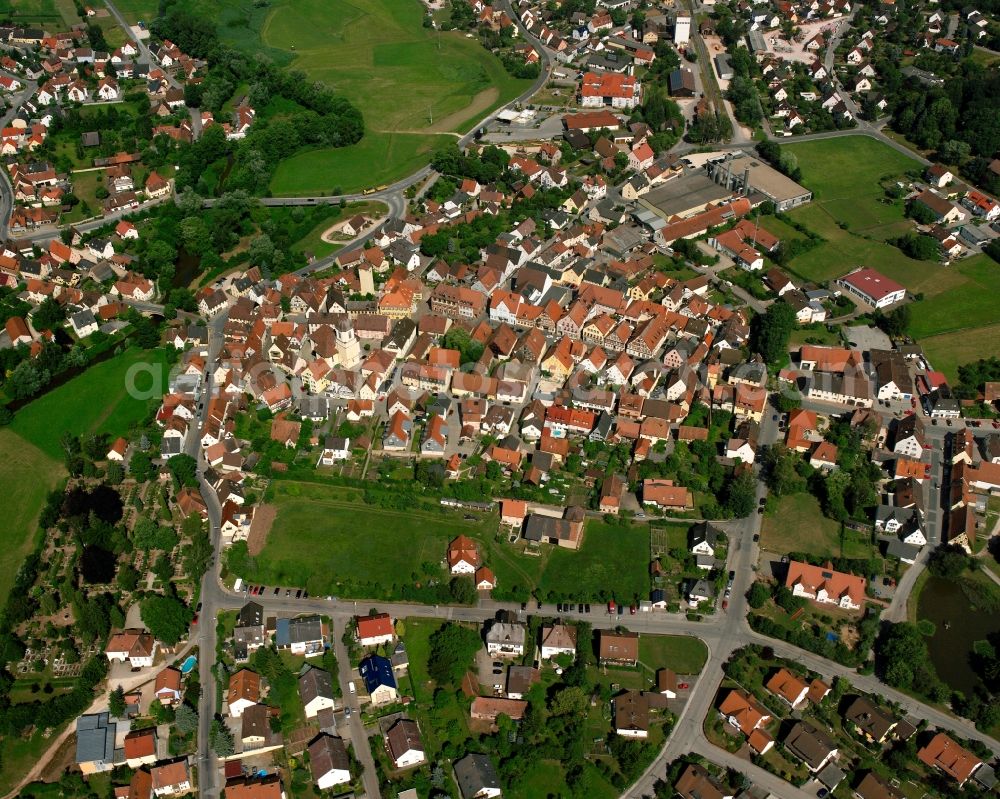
(108, 685, 126, 718)
(927, 544, 972, 578)
(750, 300, 796, 365)
(907, 200, 938, 225)
(427, 623, 481, 686)
(747, 581, 770, 609)
(174, 703, 198, 734)
(894, 233, 940, 261)
(168, 454, 198, 487)
(210, 719, 235, 756)
(140, 594, 192, 645)
(723, 470, 757, 518)
(32, 298, 66, 331)
(550, 686, 589, 716)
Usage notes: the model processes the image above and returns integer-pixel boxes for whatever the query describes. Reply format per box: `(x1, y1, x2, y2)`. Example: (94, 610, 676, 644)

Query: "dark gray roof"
(454, 753, 501, 799)
(237, 601, 263, 628)
(299, 667, 335, 705)
(76, 712, 116, 765)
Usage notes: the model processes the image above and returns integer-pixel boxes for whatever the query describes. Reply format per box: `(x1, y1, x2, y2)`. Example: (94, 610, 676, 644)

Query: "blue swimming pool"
(180, 655, 197, 673)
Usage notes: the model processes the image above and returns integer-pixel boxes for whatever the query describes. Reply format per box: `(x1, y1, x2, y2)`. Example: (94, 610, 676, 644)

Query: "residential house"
(227, 669, 261, 718)
(486, 621, 526, 658)
(784, 720, 838, 772)
(386, 718, 425, 769)
(356, 613, 395, 647)
(785, 560, 865, 610)
(308, 734, 352, 790)
(598, 630, 638, 666)
(299, 667, 337, 719)
(360, 654, 398, 705)
(105, 629, 155, 667)
(454, 753, 502, 799)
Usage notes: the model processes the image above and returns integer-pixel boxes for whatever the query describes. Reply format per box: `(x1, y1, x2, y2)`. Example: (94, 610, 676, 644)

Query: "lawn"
(8, 346, 169, 460)
(290, 200, 387, 259)
(252, 484, 650, 601)
(251, 482, 502, 597)
(536, 520, 651, 603)
(780, 137, 928, 285)
(270, 131, 453, 196)
(783, 137, 921, 205)
(401, 617, 445, 703)
(761, 493, 870, 560)
(637, 635, 708, 675)
(907, 255, 1000, 338)
(0, 430, 62, 606)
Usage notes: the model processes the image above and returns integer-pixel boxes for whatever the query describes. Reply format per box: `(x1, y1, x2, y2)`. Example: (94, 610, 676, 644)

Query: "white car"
(348, 681, 356, 694)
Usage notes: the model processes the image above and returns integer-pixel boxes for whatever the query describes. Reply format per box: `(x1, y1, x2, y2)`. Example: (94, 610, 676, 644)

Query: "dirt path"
(372, 86, 500, 137)
(247, 503, 277, 556)
(430, 86, 499, 133)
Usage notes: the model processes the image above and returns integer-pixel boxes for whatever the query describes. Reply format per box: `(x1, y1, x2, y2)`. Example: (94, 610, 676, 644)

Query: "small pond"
(918, 575, 1000, 694)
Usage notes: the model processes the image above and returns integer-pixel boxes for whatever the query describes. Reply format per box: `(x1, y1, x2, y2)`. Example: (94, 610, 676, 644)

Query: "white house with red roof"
(355, 613, 395, 647)
(836, 267, 905, 309)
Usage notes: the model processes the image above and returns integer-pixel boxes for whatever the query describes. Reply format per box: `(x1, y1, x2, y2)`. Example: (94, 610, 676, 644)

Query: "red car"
(677, 683, 690, 690)
(629, 605, 636, 615)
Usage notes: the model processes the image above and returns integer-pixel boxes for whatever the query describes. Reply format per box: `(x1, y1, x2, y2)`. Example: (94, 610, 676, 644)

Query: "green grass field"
(105, 0, 157, 24)
(907, 255, 1000, 338)
(253, 484, 650, 601)
(637, 635, 708, 674)
(537, 520, 651, 603)
(919, 323, 1000, 383)
(761, 493, 870, 560)
(0, 347, 167, 608)
(0, 431, 62, 605)
(781, 137, 927, 284)
(9, 346, 169, 460)
(270, 131, 454, 196)
(0, 0, 73, 24)
(195, 0, 531, 193)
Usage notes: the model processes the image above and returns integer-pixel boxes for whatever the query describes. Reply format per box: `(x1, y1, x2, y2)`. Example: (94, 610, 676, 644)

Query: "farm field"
(105, 0, 157, 24)
(251, 483, 650, 601)
(195, 0, 530, 193)
(0, 0, 73, 25)
(761, 493, 871, 560)
(8, 346, 170, 460)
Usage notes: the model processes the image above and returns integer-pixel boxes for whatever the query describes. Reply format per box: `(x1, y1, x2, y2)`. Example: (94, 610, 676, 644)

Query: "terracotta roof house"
(765, 667, 809, 708)
(785, 560, 866, 610)
(718, 688, 770, 736)
(227, 669, 261, 717)
(917, 732, 982, 785)
(154, 666, 183, 706)
(598, 630, 639, 666)
(123, 728, 157, 768)
(356, 612, 395, 647)
(447, 534, 479, 574)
